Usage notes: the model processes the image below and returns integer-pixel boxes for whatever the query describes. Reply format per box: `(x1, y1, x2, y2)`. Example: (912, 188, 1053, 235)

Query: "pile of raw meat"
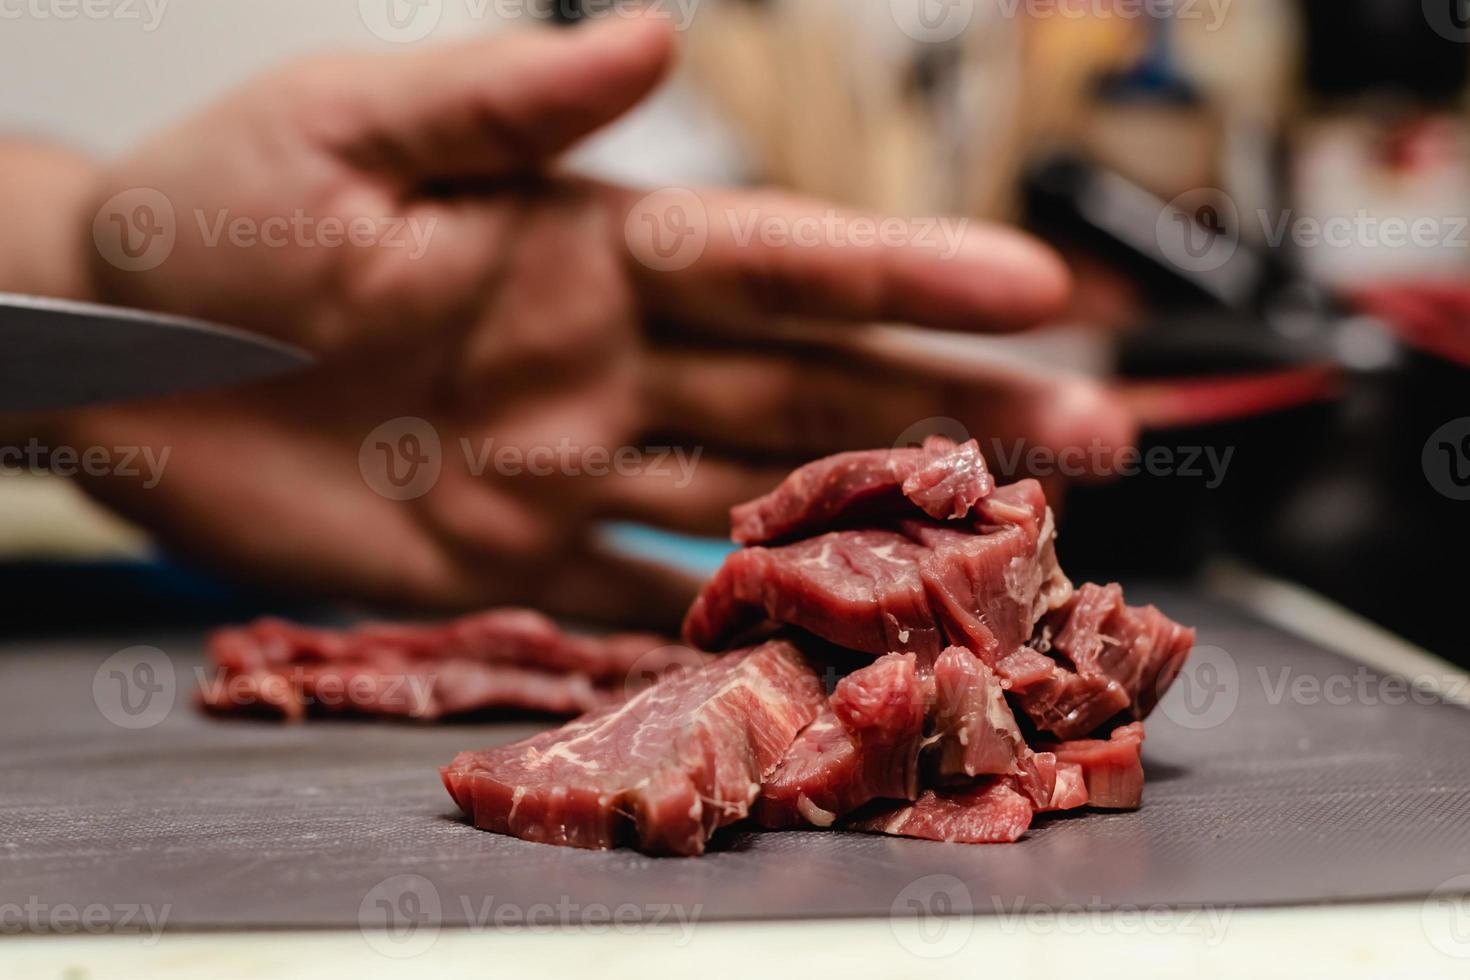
(441, 439, 1195, 855)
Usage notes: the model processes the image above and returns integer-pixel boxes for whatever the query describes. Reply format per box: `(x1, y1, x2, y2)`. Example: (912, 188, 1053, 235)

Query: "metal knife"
(0, 293, 311, 413)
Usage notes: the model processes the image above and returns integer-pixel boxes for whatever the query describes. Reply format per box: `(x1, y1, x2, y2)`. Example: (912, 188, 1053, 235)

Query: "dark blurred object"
(1299, 0, 1469, 106)
(0, 559, 315, 636)
(1026, 154, 1266, 312)
(1348, 282, 1470, 367)
(546, 0, 584, 24)
(1027, 153, 1469, 662)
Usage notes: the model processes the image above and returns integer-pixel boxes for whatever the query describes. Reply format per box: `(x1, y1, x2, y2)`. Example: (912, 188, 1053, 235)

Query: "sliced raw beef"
(929, 646, 1059, 807)
(1043, 722, 1147, 809)
(900, 438, 994, 522)
(1002, 586, 1196, 739)
(931, 646, 1027, 778)
(684, 479, 1070, 665)
(441, 639, 825, 855)
(845, 778, 1035, 844)
(731, 437, 992, 546)
(909, 481, 1073, 664)
(754, 653, 928, 828)
(201, 610, 703, 722)
(684, 528, 945, 659)
(758, 645, 1058, 830)
(200, 655, 614, 720)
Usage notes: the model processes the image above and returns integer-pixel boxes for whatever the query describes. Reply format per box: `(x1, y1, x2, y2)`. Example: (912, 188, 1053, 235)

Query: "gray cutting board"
(4, 587, 1470, 931)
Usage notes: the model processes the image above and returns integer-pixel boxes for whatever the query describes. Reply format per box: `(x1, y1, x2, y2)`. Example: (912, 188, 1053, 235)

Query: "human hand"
(65, 14, 1133, 628)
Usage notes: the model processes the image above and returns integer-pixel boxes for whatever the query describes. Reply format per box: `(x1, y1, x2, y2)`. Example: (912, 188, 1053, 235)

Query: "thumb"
(321, 14, 676, 183)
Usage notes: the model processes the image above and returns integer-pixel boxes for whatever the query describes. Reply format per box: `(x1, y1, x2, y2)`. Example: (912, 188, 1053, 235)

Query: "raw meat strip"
(731, 437, 993, 545)
(684, 480, 1069, 664)
(901, 438, 994, 521)
(199, 656, 614, 720)
(1043, 722, 1147, 810)
(754, 653, 928, 828)
(929, 646, 1058, 807)
(845, 778, 1035, 844)
(201, 610, 703, 722)
(211, 609, 677, 682)
(1003, 586, 1196, 739)
(910, 481, 1073, 664)
(684, 529, 946, 659)
(441, 639, 825, 856)
(758, 645, 1059, 830)
(996, 647, 1132, 742)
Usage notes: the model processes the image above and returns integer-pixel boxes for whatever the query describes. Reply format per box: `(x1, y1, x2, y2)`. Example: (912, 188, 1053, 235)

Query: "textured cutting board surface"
(4, 587, 1470, 931)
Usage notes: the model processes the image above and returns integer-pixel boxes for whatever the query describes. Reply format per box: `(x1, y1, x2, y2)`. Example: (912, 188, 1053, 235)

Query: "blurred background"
(1, 0, 1466, 658)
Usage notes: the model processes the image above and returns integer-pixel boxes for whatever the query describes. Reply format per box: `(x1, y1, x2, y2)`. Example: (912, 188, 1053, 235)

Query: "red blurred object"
(1119, 365, 1343, 430)
(1346, 282, 1470, 369)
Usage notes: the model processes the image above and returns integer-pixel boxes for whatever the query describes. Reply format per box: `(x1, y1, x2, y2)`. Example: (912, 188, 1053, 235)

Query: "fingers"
(314, 14, 675, 182)
(593, 453, 788, 537)
(640, 347, 1137, 477)
(616, 187, 1072, 334)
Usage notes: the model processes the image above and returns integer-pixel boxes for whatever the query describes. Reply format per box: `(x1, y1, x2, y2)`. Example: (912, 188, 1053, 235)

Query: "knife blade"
(0, 293, 311, 412)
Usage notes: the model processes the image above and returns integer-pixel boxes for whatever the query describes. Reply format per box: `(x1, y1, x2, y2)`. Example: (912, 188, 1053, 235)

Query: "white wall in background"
(0, 1, 740, 184)
(0, 3, 480, 156)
